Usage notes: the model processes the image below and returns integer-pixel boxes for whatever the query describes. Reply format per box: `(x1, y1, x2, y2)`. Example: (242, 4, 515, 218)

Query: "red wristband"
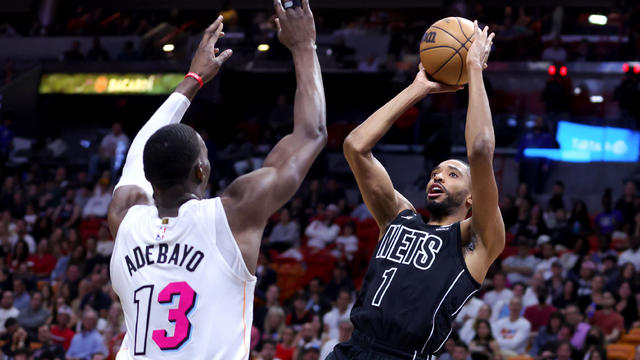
(184, 72, 203, 88)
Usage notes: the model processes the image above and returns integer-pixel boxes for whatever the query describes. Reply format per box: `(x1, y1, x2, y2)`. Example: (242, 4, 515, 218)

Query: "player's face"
(425, 160, 471, 217)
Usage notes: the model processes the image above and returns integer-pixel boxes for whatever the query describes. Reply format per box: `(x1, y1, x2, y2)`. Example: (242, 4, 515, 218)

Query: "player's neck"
(427, 210, 466, 226)
(154, 187, 201, 218)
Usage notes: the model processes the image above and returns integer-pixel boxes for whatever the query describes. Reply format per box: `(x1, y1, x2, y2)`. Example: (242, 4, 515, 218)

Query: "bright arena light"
(162, 43, 175, 52)
(590, 95, 604, 103)
(574, 87, 581, 95)
(257, 44, 270, 52)
(588, 14, 607, 25)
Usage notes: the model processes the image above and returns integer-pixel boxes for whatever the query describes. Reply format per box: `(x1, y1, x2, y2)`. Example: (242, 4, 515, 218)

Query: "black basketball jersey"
(350, 209, 480, 356)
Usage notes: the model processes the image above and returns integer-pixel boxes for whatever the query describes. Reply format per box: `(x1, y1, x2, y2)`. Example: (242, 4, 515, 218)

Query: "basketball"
(420, 17, 475, 85)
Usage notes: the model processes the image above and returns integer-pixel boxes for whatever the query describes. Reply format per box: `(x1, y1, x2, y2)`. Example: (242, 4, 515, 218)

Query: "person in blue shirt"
(65, 308, 107, 360)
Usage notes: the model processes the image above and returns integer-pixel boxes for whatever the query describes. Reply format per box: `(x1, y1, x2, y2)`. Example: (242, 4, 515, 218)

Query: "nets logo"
(422, 31, 437, 43)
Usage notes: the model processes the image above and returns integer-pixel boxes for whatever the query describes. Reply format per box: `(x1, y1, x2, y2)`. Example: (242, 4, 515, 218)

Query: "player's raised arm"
(463, 21, 505, 281)
(108, 16, 232, 237)
(221, 0, 327, 266)
(343, 65, 460, 231)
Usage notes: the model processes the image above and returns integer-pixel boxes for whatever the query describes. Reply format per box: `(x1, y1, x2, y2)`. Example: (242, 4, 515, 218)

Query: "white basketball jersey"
(111, 197, 256, 360)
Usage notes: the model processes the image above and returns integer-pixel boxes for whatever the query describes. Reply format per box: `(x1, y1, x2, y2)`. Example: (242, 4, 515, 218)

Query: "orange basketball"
(419, 17, 474, 85)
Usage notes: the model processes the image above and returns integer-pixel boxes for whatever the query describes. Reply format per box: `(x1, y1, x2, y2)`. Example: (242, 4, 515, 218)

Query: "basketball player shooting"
(327, 22, 503, 360)
(107, 1, 325, 358)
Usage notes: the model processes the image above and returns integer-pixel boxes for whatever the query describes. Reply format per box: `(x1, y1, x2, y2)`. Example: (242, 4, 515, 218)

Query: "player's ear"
(466, 193, 472, 209)
(195, 162, 205, 184)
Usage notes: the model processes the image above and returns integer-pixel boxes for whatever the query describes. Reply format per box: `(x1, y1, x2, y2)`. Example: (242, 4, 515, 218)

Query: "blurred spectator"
(65, 308, 107, 360)
(89, 123, 130, 181)
(595, 189, 623, 236)
(117, 40, 140, 61)
(320, 318, 353, 360)
(257, 339, 281, 360)
(255, 284, 280, 331)
(615, 281, 639, 329)
(451, 341, 471, 360)
(350, 201, 372, 221)
(619, 237, 640, 271)
(293, 322, 321, 359)
(460, 303, 492, 344)
(82, 177, 112, 219)
(455, 295, 485, 326)
(2, 322, 29, 357)
(563, 304, 590, 350)
(300, 346, 320, 360)
(268, 208, 300, 252)
(492, 297, 531, 357)
(53, 189, 81, 229)
(502, 237, 538, 284)
(530, 311, 564, 356)
(541, 36, 568, 62)
(322, 179, 346, 209)
(516, 117, 555, 194)
(615, 181, 637, 228)
(331, 223, 358, 261)
(28, 238, 57, 278)
(286, 291, 312, 332)
(262, 306, 286, 342)
(17, 291, 49, 336)
(523, 287, 556, 332)
(483, 272, 512, 308)
(12, 278, 30, 313)
(0, 113, 14, 163)
(305, 204, 340, 250)
(357, 55, 380, 73)
(535, 241, 558, 280)
(0, 290, 18, 334)
(51, 305, 75, 351)
(468, 320, 500, 359)
(590, 291, 624, 343)
(323, 264, 354, 302)
(80, 274, 112, 316)
(9, 220, 35, 253)
(275, 327, 296, 360)
(323, 289, 352, 341)
(548, 180, 567, 211)
(63, 41, 84, 61)
(305, 277, 331, 316)
(32, 324, 66, 359)
(86, 37, 110, 61)
(255, 251, 278, 302)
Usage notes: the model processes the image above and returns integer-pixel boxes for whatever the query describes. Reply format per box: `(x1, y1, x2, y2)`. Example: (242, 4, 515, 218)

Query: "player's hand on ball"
(413, 63, 463, 96)
(466, 20, 494, 71)
(273, 0, 316, 51)
(189, 15, 233, 83)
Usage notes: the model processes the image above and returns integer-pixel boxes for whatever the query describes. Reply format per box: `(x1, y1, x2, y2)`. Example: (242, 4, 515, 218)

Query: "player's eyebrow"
(446, 165, 462, 174)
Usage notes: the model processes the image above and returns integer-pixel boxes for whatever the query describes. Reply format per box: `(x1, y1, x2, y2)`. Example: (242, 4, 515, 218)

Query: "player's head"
(425, 159, 471, 220)
(144, 124, 210, 196)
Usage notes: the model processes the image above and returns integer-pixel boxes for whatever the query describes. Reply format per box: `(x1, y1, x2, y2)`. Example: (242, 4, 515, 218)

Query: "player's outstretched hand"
(189, 15, 233, 84)
(467, 20, 494, 71)
(413, 63, 463, 96)
(273, 0, 316, 51)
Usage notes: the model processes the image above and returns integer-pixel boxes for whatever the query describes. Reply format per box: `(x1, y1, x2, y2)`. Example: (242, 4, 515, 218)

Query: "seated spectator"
(305, 204, 340, 250)
(492, 297, 531, 356)
(576, 261, 596, 311)
(581, 326, 605, 357)
(590, 291, 624, 343)
(554, 341, 574, 360)
(0, 290, 18, 334)
(89, 122, 130, 181)
(523, 287, 556, 332)
(323, 264, 354, 302)
(51, 305, 75, 351)
(469, 320, 501, 360)
(323, 289, 352, 341)
(320, 319, 353, 360)
(65, 308, 107, 360)
(451, 341, 471, 360)
(483, 272, 512, 308)
(546, 261, 564, 300)
(286, 291, 312, 332)
(460, 303, 492, 344)
(257, 339, 281, 360)
(275, 327, 296, 360)
(305, 277, 331, 316)
(8, 220, 35, 253)
(331, 222, 358, 261)
(492, 282, 526, 321)
(28, 238, 57, 278)
(535, 241, 558, 280)
(616, 281, 639, 329)
(530, 311, 564, 356)
(594, 190, 623, 236)
(541, 36, 568, 62)
(63, 41, 84, 61)
(350, 201, 372, 221)
(502, 237, 538, 284)
(455, 295, 485, 326)
(299, 346, 320, 360)
(82, 178, 112, 219)
(254, 284, 280, 331)
(7, 239, 29, 271)
(293, 322, 321, 360)
(17, 291, 49, 336)
(53, 189, 81, 229)
(269, 208, 300, 252)
(263, 306, 286, 342)
(619, 236, 640, 271)
(1, 321, 29, 358)
(12, 278, 30, 313)
(80, 274, 112, 316)
(86, 37, 110, 61)
(31, 324, 65, 359)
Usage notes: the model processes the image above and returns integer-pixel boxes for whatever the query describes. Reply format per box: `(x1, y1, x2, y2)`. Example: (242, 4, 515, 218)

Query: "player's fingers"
(482, 26, 489, 38)
(418, 62, 425, 72)
(302, 0, 311, 13)
(214, 48, 220, 54)
(213, 22, 224, 41)
(488, 32, 496, 42)
(203, 16, 222, 43)
(216, 49, 233, 64)
(483, 63, 488, 70)
(273, 0, 286, 17)
(274, 18, 282, 33)
(473, 20, 479, 35)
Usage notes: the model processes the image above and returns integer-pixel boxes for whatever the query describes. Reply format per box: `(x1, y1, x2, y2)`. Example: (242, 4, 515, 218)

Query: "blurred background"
(0, 0, 640, 359)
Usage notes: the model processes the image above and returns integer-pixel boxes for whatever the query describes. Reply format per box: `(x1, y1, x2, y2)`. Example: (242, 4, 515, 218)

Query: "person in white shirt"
(455, 296, 485, 326)
(482, 272, 512, 308)
(322, 289, 352, 341)
(269, 208, 300, 252)
(502, 238, 538, 284)
(492, 297, 531, 357)
(320, 319, 353, 360)
(541, 37, 567, 62)
(534, 241, 558, 280)
(0, 290, 19, 334)
(331, 223, 358, 261)
(305, 204, 340, 250)
(82, 177, 112, 219)
(618, 236, 640, 271)
(492, 282, 526, 322)
(7, 220, 36, 253)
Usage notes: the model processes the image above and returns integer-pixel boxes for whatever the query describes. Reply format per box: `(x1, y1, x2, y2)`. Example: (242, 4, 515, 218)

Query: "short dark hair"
(454, 340, 469, 352)
(143, 124, 201, 189)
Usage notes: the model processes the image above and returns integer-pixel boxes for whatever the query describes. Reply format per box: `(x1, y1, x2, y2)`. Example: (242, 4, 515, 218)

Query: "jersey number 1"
(372, 267, 397, 307)
(133, 281, 197, 355)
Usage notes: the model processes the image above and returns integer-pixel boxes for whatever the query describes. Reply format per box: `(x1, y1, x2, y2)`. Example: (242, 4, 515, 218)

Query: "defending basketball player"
(107, 1, 325, 359)
(327, 22, 503, 360)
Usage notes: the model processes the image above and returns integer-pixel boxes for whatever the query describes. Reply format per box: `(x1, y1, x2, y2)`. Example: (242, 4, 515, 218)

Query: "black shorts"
(326, 330, 432, 360)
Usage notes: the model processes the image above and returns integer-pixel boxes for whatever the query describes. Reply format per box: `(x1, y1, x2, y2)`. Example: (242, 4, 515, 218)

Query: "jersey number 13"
(133, 281, 197, 355)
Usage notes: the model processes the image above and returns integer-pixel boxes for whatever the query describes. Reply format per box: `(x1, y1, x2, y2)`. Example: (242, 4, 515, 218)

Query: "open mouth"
(427, 184, 446, 199)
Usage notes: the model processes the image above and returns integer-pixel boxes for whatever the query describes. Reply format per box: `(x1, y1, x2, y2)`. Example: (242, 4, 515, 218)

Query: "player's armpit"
(460, 214, 505, 283)
(343, 141, 414, 231)
(107, 185, 151, 237)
